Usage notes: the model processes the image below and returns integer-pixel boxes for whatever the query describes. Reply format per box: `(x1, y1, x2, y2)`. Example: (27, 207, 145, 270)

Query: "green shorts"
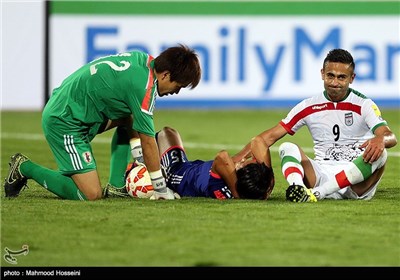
(42, 114, 103, 176)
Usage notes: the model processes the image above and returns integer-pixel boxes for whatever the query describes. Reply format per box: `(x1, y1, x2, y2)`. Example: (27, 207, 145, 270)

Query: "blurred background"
(2, 0, 399, 110)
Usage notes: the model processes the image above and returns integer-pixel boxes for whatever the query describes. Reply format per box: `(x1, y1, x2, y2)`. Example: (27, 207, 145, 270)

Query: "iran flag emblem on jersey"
(345, 112, 353, 126)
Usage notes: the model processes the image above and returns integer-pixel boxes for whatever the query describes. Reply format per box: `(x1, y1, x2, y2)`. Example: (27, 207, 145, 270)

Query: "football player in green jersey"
(4, 44, 201, 201)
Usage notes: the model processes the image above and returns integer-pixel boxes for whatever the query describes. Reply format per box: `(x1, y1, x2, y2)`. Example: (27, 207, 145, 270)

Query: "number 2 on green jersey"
(90, 53, 131, 75)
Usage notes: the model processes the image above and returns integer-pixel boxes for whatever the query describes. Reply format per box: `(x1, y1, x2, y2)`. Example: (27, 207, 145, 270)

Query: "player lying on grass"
(125, 126, 275, 199)
(233, 48, 397, 203)
(3, 45, 201, 201)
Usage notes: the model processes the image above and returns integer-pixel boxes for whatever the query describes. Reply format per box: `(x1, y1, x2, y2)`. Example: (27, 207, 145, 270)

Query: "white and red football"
(125, 165, 154, 199)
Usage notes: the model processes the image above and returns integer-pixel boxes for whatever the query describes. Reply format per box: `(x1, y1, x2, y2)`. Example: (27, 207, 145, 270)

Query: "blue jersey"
(160, 147, 233, 199)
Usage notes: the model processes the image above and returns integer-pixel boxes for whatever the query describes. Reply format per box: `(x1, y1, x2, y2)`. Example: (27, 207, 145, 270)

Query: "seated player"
(150, 126, 275, 199)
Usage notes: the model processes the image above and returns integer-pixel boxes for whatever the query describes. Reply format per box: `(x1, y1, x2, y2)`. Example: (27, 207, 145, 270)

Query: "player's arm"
(232, 123, 287, 163)
(140, 133, 176, 199)
(139, 133, 162, 173)
(359, 125, 397, 163)
(250, 135, 272, 168)
(234, 136, 269, 169)
(127, 128, 145, 165)
(211, 150, 240, 198)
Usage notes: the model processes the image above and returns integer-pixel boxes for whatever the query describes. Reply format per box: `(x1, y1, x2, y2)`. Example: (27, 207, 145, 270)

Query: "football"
(125, 165, 154, 198)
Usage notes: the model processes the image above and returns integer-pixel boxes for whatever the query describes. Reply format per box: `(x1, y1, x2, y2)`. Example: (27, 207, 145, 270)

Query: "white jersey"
(280, 88, 387, 163)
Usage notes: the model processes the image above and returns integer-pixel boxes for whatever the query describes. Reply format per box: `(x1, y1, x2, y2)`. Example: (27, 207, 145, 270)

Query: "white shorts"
(308, 159, 380, 200)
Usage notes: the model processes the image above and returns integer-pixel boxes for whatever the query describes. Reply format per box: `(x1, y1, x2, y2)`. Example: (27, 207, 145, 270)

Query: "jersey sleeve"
(128, 54, 157, 137)
(362, 99, 388, 133)
(132, 111, 155, 137)
(129, 85, 156, 137)
(280, 99, 308, 135)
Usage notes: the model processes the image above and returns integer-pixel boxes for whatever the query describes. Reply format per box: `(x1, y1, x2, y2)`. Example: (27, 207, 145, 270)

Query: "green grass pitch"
(1, 109, 399, 267)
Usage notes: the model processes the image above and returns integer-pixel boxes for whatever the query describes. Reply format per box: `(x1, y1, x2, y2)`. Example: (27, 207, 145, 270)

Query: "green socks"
(20, 161, 87, 200)
(108, 127, 131, 188)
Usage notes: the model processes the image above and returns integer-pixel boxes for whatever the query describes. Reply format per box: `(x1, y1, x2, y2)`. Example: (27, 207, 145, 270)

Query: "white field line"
(2, 132, 400, 157)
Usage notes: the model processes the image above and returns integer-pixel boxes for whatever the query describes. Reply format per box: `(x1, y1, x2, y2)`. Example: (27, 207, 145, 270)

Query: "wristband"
(130, 138, 144, 164)
(149, 170, 167, 193)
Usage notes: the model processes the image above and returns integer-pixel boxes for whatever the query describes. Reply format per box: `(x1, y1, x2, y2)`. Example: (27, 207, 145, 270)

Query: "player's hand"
(150, 188, 181, 200)
(359, 137, 385, 164)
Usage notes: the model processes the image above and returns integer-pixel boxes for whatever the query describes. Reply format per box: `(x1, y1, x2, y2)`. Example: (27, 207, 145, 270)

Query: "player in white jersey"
(233, 48, 397, 202)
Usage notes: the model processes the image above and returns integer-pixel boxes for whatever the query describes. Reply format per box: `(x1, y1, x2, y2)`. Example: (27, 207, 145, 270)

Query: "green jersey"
(44, 51, 157, 137)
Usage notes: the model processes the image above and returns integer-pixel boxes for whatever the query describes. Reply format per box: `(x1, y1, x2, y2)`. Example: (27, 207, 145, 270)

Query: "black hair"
(154, 44, 201, 89)
(323, 48, 355, 71)
(236, 162, 274, 200)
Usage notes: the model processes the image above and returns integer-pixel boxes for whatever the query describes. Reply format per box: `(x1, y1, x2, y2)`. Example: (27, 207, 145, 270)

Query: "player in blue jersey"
(148, 126, 275, 199)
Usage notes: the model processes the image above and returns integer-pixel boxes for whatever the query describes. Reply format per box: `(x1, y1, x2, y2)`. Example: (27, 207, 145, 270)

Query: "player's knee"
(278, 142, 301, 159)
(375, 149, 388, 169)
(85, 188, 103, 201)
(161, 127, 179, 138)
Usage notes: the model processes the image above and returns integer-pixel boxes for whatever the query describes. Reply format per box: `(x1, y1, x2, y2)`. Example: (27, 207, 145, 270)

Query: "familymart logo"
(3, 245, 29, 264)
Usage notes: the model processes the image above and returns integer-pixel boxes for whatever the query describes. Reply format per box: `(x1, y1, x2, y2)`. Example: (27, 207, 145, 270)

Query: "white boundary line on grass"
(2, 132, 400, 157)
